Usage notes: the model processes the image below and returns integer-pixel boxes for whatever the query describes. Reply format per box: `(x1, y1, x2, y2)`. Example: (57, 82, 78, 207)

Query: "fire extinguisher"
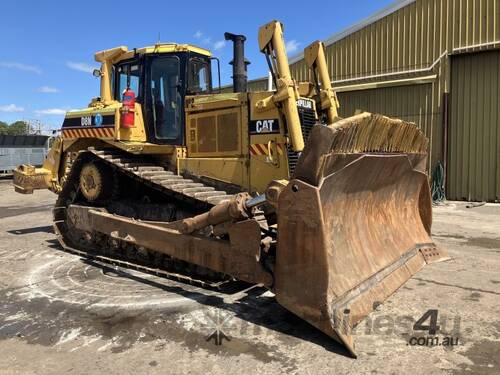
(120, 88, 135, 128)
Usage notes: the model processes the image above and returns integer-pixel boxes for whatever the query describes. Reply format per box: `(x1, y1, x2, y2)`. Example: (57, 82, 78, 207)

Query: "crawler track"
(52, 148, 237, 289)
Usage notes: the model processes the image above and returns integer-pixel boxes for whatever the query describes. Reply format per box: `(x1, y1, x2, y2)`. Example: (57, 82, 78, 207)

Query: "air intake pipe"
(224, 32, 250, 93)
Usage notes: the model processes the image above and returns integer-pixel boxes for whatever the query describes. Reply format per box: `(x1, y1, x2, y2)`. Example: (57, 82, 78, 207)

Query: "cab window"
(116, 63, 141, 100)
(150, 57, 182, 140)
(188, 58, 211, 94)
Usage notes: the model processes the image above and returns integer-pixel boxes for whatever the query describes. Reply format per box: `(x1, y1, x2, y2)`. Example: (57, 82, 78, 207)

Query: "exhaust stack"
(224, 32, 250, 93)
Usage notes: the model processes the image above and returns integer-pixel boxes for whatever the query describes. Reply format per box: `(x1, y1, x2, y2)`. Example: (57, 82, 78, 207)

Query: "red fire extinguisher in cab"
(120, 87, 135, 128)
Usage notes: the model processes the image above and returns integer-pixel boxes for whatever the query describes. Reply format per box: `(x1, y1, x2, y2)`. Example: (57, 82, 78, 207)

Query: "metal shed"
(0, 135, 50, 174)
(244, 0, 500, 201)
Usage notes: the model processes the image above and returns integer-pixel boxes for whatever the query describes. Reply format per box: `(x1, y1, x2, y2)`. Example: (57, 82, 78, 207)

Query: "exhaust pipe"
(224, 32, 250, 93)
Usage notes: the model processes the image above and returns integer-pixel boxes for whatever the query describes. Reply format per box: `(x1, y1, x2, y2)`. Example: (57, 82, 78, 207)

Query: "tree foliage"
(0, 120, 29, 135)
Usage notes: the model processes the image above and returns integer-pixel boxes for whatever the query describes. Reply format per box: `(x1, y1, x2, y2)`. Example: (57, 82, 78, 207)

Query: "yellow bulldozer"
(13, 20, 448, 356)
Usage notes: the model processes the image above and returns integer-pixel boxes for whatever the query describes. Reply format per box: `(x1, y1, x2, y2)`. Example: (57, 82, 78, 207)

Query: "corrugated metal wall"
(222, 78, 269, 93)
(337, 83, 434, 135)
(246, 79, 267, 92)
(448, 50, 500, 202)
(243, 0, 500, 200)
(291, 0, 500, 81)
(288, 0, 500, 175)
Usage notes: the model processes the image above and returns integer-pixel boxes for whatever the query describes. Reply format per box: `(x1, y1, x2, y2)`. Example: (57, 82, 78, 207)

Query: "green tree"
(0, 121, 8, 135)
(6, 121, 29, 135)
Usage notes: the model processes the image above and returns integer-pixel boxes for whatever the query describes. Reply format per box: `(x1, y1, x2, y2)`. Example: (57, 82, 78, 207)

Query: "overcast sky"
(0, 0, 394, 130)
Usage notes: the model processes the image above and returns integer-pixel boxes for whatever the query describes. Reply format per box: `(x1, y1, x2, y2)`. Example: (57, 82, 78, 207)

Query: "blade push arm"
(258, 21, 304, 152)
(304, 41, 340, 124)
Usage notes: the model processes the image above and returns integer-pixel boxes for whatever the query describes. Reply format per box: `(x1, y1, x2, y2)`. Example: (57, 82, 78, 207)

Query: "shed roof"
(0, 135, 49, 147)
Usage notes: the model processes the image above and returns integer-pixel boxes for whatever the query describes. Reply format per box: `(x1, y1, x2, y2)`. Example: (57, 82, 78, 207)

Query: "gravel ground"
(0, 179, 498, 374)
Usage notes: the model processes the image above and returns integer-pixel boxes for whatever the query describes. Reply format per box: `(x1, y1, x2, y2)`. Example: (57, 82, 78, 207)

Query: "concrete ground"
(0, 178, 498, 374)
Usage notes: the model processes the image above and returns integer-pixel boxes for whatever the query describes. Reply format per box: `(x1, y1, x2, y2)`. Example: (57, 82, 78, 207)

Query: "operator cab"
(112, 46, 215, 145)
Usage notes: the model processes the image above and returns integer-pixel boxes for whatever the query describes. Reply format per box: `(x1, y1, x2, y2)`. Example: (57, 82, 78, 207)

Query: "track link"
(52, 148, 238, 289)
(91, 148, 232, 207)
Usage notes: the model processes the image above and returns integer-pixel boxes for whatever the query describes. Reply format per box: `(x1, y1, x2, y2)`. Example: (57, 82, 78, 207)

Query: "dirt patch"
(0, 270, 305, 368)
(435, 234, 467, 240)
(434, 234, 500, 250)
(492, 321, 500, 339)
(453, 340, 500, 374)
(412, 278, 500, 297)
(0, 205, 54, 219)
(466, 237, 500, 250)
(464, 292, 482, 302)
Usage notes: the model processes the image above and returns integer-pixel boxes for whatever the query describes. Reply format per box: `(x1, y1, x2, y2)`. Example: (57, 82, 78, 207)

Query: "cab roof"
(95, 43, 211, 63)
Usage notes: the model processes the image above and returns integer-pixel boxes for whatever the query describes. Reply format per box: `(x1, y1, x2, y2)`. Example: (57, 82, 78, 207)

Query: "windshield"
(150, 57, 182, 140)
(188, 57, 211, 94)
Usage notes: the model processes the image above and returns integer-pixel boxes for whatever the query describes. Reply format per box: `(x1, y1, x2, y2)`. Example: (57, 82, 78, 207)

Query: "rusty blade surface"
(274, 115, 449, 357)
(275, 154, 449, 356)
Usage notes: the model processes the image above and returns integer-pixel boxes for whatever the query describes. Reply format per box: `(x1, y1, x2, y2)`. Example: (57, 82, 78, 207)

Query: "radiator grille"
(287, 107, 317, 176)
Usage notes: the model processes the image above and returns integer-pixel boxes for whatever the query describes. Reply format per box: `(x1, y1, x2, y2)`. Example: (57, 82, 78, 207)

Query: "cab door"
(144, 55, 184, 145)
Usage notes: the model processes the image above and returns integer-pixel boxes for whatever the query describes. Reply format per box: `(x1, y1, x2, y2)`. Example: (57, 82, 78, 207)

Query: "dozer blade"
(274, 113, 449, 357)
